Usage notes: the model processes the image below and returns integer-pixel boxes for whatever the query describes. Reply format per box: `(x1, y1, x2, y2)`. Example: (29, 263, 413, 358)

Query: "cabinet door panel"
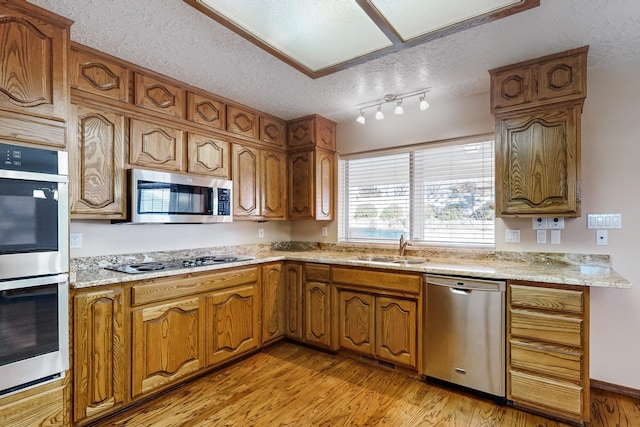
(510, 340, 582, 383)
(70, 105, 126, 218)
(232, 144, 259, 217)
(339, 291, 375, 356)
(132, 298, 204, 398)
(288, 150, 314, 219)
(261, 150, 286, 219)
(287, 117, 314, 149)
(316, 116, 336, 151)
(134, 72, 184, 118)
(284, 263, 303, 340)
(262, 263, 284, 344)
(259, 116, 286, 147)
(206, 284, 260, 366)
(226, 105, 257, 139)
(71, 47, 128, 102)
(186, 92, 225, 130)
(537, 54, 587, 103)
(74, 289, 125, 421)
(496, 106, 580, 216)
(187, 133, 230, 178)
(490, 67, 532, 112)
(510, 309, 582, 347)
(0, 6, 69, 122)
(304, 281, 331, 347)
(316, 149, 334, 220)
(375, 297, 417, 368)
(130, 118, 184, 171)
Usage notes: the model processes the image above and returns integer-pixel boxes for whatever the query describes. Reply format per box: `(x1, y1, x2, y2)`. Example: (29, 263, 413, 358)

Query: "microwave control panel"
(218, 188, 231, 216)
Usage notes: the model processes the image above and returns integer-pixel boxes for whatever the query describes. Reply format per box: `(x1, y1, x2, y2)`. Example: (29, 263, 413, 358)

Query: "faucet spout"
(399, 235, 410, 256)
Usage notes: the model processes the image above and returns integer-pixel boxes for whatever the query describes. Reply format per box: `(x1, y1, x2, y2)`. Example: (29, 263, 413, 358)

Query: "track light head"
(356, 110, 366, 124)
(375, 105, 384, 120)
(419, 94, 430, 111)
(394, 100, 404, 115)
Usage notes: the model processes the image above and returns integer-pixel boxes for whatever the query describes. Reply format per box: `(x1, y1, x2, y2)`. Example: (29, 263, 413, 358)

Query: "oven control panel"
(1, 143, 60, 174)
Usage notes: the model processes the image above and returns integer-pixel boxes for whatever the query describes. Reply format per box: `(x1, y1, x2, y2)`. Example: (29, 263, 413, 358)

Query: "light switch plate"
(551, 229, 561, 244)
(536, 229, 547, 244)
(505, 229, 520, 243)
(587, 214, 622, 229)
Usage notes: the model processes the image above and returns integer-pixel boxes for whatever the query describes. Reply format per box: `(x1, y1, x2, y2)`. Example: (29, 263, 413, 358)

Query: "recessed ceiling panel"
(197, 0, 392, 72)
(371, 0, 522, 41)
(186, 0, 539, 78)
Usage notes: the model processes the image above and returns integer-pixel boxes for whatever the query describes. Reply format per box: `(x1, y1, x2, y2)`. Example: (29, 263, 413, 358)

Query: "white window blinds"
(339, 137, 495, 246)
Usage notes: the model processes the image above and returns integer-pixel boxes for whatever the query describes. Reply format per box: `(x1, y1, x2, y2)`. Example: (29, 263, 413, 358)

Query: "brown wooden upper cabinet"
(134, 72, 185, 118)
(490, 47, 588, 217)
(187, 132, 230, 179)
(130, 118, 184, 172)
(288, 148, 334, 220)
(71, 44, 129, 104)
(186, 91, 226, 131)
(0, 1, 72, 148)
(287, 114, 336, 151)
(226, 105, 258, 139)
(490, 46, 587, 114)
(69, 104, 127, 219)
(259, 115, 286, 147)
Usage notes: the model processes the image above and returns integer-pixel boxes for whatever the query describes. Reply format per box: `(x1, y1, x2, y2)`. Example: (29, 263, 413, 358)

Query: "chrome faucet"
(399, 235, 411, 256)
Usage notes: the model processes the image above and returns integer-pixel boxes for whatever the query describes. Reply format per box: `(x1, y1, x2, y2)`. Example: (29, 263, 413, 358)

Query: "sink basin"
(351, 255, 428, 265)
(392, 259, 428, 265)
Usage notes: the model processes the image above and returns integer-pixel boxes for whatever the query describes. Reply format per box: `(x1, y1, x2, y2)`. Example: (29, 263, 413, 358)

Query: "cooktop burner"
(106, 255, 253, 274)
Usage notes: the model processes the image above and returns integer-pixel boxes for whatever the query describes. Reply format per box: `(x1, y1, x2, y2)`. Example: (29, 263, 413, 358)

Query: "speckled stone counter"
(71, 243, 631, 289)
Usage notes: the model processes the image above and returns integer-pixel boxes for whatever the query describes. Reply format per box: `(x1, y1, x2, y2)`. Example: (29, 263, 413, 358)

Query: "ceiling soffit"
(185, 0, 539, 79)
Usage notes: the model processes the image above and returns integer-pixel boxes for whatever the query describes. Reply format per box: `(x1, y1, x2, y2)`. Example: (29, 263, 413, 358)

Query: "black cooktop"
(106, 256, 253, 274)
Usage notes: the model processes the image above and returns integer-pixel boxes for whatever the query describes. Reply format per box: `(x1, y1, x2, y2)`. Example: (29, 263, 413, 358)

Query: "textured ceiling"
(29, 0, 640, 123)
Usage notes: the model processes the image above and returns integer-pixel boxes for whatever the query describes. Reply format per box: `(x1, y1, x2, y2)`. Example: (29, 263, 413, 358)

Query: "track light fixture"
(355, 88, 430, 124)
(375, 105, 384, 120)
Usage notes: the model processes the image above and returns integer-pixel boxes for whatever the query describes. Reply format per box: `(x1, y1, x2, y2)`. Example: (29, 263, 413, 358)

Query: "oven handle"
(0, 169, 68, 183)
(0, 274, 68, 292)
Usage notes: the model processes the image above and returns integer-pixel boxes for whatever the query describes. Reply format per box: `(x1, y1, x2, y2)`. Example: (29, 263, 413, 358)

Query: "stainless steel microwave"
(130, 169, 232, 223)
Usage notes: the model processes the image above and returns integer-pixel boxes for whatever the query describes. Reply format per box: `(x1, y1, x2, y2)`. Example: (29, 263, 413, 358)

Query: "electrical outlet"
(532, 217, 548, 230)
(70, 232, 82, 249)
(548, 217, 565, 229)
(596, 230, 608, 245)
(322, 226, 328, 237)
(258, 228, 264, 238)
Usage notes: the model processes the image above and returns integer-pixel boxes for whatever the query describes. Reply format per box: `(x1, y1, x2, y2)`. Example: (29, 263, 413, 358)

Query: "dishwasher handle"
(449, 287, 472, 295)
(425, 274, 506, 292)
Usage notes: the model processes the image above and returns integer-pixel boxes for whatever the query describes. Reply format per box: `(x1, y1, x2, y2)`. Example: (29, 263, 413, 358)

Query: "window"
(339, 136, 495, 246)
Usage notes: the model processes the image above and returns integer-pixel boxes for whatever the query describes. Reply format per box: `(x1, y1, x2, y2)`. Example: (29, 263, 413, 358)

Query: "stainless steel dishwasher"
(423, 274, 506, 397)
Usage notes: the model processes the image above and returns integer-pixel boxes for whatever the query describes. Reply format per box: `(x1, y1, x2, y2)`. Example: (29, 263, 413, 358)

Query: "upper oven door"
(0, 147, 68, 280)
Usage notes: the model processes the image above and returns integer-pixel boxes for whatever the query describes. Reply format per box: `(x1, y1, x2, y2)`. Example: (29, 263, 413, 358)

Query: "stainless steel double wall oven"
(0, 142, 69, 395)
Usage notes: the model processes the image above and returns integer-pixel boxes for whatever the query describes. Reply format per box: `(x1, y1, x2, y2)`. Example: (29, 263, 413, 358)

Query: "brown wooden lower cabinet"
(284, 262, 303, 340)
(507, 281, 590, 425)
(262, 263, 285, 344)
(73, 288, 126, 422)
(0, 376, 68, 427)
(131, 297, 206, 398)
(206, 283, 261, 366)
(338, 289, 417, 369)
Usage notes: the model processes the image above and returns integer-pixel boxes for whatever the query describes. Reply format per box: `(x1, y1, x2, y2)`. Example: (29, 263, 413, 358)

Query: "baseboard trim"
(591, 379, 640, 399)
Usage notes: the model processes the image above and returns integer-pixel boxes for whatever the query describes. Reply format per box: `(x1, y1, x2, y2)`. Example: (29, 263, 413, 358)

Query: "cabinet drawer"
(510, 370, 583, 416)
(305, 264, 330, 283)
(510, 340, 582, 383)
(510, 309, 582, 347)
(510, 284, 583, 313)
(332, 267, 421, 294)
(132, 267, 259, 305)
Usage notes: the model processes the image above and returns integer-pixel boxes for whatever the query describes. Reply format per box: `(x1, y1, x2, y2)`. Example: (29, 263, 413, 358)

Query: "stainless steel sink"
(351, 255, 428, 265)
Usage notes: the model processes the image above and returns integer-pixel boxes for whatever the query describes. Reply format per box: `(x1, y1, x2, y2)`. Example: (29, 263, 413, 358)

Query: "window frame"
(338, 133, 495, 248)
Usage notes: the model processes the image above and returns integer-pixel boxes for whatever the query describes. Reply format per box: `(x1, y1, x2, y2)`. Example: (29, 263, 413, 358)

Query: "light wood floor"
(100, 342, 640, 426)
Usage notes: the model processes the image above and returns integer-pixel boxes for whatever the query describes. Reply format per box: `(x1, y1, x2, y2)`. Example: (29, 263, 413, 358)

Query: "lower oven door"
(0, 274, 69, 394)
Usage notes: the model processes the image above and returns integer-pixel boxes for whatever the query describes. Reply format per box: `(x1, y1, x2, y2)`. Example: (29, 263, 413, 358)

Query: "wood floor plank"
(98, 342, 640, 427)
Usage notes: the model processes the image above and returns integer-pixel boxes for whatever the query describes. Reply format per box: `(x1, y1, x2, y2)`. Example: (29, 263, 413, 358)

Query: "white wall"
(70, 220, 291, 257)
(308, 59, 640, 389)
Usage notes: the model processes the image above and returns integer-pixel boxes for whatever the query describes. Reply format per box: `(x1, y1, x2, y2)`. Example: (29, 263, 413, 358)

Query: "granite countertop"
(71, 246, 631, 289)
